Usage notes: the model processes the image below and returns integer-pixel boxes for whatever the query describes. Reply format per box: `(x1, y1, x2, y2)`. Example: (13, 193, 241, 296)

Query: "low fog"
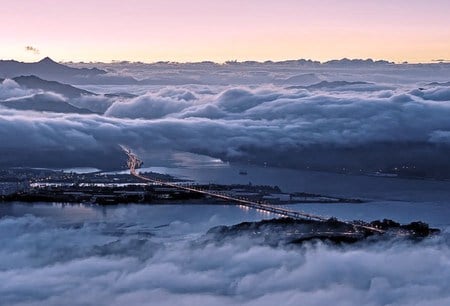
(0, 204, 449, 306)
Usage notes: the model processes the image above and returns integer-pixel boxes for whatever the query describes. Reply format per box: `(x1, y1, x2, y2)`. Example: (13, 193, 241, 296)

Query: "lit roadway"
(121, 146, 384, 234)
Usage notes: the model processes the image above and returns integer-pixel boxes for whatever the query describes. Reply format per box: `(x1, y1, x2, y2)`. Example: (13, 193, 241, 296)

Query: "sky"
(1, 0, 450, 63)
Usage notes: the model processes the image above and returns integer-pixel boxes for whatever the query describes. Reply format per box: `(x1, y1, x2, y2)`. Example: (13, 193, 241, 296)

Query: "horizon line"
(2, 56, 450, 66)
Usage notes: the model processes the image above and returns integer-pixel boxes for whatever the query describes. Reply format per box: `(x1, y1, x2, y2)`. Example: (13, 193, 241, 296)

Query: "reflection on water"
(101, 150, 450, 204)
(107, 163, 450, 204)
(288, 201, 450, 228)
(1, 200, 449, 230)
(12, 151, 449, 229)
(0, 202, 266, 232)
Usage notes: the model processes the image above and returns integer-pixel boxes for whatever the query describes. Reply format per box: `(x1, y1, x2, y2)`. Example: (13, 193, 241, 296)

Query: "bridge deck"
(122, 146, 383, 234)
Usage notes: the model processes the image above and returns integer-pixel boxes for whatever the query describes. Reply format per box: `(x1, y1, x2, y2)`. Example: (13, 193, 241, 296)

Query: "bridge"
(121, 145, 383, 233)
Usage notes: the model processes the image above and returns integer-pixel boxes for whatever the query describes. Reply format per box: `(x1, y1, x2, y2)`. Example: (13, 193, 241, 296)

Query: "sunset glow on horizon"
(1, 0, 450, 63)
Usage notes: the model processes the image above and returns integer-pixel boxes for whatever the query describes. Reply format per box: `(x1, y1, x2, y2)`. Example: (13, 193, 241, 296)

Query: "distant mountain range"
(0, 75, 96, 114)
(0, 57, 106, 81)
(0, 57, 203, 85)
(3, 57, 448, 87)
(0, 57, 410, 87)
(0, 74, 138, 114)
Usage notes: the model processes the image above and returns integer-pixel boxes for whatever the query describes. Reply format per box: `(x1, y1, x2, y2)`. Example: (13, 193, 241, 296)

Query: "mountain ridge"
(0, 57, 107, 81)
(12, 75, 96, 98)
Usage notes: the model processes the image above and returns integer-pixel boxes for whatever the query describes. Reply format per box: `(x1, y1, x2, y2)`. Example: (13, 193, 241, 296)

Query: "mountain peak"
(38, 57, 57, 64)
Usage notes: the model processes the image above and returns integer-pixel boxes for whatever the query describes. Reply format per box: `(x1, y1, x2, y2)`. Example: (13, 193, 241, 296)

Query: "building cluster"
(1, 168, 362, 205)
(0, 169, 32, 195)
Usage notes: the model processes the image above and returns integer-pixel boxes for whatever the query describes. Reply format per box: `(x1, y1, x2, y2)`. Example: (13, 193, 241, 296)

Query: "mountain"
(0, 93, 94, 114)
(13, 75, 96, 98)
(223, 58, 393, 67)
(323, 58, 393, 67)
(0, 57, 106, 81)
(206, 218, 438, 246)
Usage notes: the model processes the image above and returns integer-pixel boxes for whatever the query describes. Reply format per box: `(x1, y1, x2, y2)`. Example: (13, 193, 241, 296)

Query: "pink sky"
(1, 0, 449, 63)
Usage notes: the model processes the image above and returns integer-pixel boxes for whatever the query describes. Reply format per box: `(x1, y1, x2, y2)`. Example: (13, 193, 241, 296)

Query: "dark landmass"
(12, 75, 96, 98)
(0, 57, 142, 85)
(1, 75, 100, 114)
(4, 57, 447, 87)
(0, 168, 363, 205)
(0, 57, 106, 81)
(205, 217, 440, 247)
(68, 58, 397, 69)
(1, 75, 124, 114)
(0, 93, 94, 114)
(1, 182, 362, 206)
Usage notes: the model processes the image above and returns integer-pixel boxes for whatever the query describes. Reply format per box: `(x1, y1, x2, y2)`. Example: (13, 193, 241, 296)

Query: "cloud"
(2, 61, 450, 304)
(1, 81, 450, 174)
(411, 87, 450, 101)
(177, 104, 227, 119)
(1, 62, 450, 175)
(104, 88, 202, 119)
(69, 95, 116, 113)
(25, 45, 40, 55)
(105, 94, 192, 119)
(0, 79, 34, 100)
(0, 212, 449, 306)
(215, 88, 280, 113)
(68, 59, 450, 86)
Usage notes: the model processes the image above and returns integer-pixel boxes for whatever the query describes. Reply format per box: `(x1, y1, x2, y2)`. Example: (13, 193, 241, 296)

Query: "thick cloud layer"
(0, 79, 34, 99)
(106, 91, 194, 119)
(67, 60, 450, 85)
(0, 205, 449, 306)
(1, 67, 450, 175)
